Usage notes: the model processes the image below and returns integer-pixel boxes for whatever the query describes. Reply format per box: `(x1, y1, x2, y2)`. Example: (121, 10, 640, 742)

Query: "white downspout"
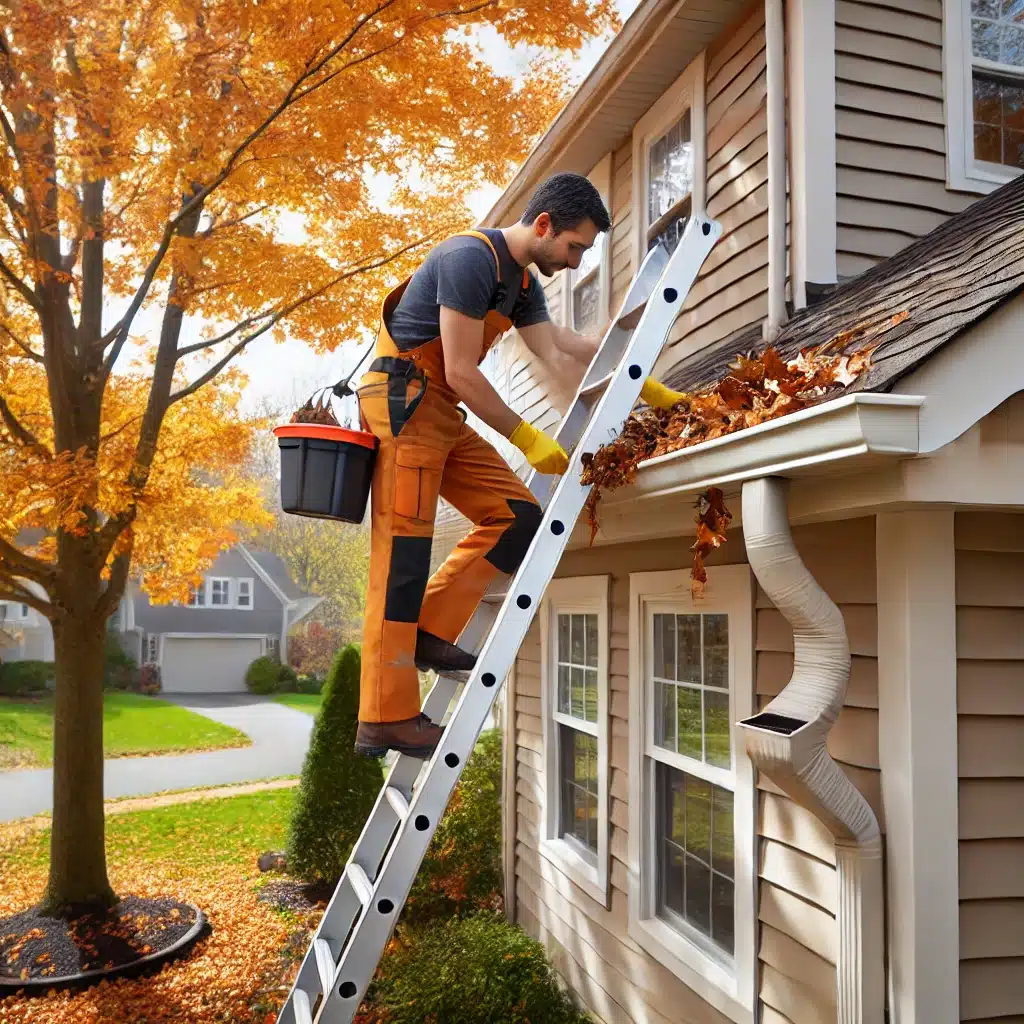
(765, 0, 788, 340)
(738, 477, 883, 1024)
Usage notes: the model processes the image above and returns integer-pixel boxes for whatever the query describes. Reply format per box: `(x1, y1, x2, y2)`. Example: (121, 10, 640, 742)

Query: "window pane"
(650, 214, 689, 257)
(653, 614, 665, 678)
(571, 615, 585, 664)
(648, 110, 693, 224)
(685, 855, 712, 936)
(676, 615, 701, 684)
(712, 786, 735, 878)
(560, 727, 598, 852)
(662, 614, 676, 680)
(657, 680, 677, 751)
(585, 615, 599, 669)
(685, 776, 712, 866)
(705, 689, 731, 769)
(711, 874, 735, 955)
(558, 664, 570, 714)
(571, 666, 585, 718)
(974, 73, 1024, 167)
(677, 686, 702, 760)
(558, 614, 570, 663)
(584, 668, 598, 723)
(703, 614, 729, 689)
(973, 16, 1002, 59)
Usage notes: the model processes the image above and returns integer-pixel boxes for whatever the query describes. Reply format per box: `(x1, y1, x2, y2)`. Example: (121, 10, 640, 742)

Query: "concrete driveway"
(0, 694, 315, 823)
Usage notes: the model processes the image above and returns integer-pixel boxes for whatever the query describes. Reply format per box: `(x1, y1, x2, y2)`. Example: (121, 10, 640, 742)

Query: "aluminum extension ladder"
(278, 213, 722, 1024)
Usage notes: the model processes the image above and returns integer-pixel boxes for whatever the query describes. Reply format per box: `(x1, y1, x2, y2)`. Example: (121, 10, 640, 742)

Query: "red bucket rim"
(273, 422, 378, 450)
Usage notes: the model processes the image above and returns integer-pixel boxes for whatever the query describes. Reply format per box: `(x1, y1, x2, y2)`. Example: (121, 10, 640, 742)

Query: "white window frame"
(944, 0, 1024, 192)
(267, 635, 279, 659)
(187, 580, 207, 607)
(208, 577, 232, 608)
(235, 577, 254, 610)
(561, 153, 612, 334)
(628, 564, 756, 1023)
(631, 50, 708, 276)
(539, 575, 610, 906)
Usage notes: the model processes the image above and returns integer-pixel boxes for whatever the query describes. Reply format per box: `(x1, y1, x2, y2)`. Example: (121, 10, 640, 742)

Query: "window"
(632, 53, 706, 275)
(267, 635, 279, 659)
(20, 604, 28, 619)
(236, 578, 253, 609)
(539, 576, 610, 904)
(945, 0, 1024, 191)
(187, 582, 207, 607)
(628, 565, 755, 1021)
(563, 154, 612, 335)
(209, 578, 232, 607)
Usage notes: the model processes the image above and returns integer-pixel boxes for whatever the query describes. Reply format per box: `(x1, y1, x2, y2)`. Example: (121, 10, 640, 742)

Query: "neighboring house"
(123, 543, 323, 694)
(3, 543, 323, 695)
(430, 2, 1024, 1023)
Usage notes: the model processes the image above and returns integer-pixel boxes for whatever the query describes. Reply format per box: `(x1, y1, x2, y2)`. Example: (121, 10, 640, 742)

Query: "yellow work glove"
(640, 376, 689, 411)
(508, 420, 569, 475)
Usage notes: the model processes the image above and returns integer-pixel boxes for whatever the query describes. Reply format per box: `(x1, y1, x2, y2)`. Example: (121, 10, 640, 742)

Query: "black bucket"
(274, 423, 379, 523)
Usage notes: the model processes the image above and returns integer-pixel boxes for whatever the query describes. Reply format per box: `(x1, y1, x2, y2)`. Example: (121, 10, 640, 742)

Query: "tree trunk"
(41, 558, 116, 915)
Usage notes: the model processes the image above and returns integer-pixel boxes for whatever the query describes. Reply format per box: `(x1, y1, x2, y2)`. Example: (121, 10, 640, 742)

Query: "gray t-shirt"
(387, 227, 550, 350)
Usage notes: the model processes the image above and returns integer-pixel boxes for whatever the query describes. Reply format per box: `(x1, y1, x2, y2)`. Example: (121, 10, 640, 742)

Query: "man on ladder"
(354, 172, 687, 760)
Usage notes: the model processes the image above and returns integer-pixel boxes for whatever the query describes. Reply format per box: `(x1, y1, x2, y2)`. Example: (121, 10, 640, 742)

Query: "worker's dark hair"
(520, 173, 611, 234)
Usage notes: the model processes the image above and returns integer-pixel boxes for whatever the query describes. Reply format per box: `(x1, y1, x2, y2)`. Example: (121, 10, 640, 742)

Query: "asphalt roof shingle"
(664, 172, 1024, 395)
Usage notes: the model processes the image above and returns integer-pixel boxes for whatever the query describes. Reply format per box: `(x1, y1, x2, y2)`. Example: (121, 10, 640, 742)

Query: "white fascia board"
(237, 542, 292, 607)
(597, 393, 922, 508)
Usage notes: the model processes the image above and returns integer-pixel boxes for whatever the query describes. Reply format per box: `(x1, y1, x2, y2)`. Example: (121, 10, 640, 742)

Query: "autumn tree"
(0, 0, 616, 915)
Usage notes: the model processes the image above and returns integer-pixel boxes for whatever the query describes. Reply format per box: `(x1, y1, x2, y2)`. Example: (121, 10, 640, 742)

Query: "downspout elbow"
(738, 477, 883, 1024)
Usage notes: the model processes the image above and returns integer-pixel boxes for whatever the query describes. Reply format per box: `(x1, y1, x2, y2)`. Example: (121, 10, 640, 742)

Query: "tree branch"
(0, 251, 40, 310)
(0, 533, 57, 589)
(172, 235, 430, 363)
(0, 322, 43, 361)
(0, 583, 53, 618)
(0, 392, 51, 455)
(197, 203, 270, 238)
(95, 547, 131, 621)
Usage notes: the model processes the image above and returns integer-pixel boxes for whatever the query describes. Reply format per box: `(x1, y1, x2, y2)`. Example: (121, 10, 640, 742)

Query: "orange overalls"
(356, 231, 543, 724)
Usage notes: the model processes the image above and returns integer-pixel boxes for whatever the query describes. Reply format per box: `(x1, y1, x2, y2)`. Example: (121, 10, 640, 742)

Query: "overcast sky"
(113, 2, 640, 419)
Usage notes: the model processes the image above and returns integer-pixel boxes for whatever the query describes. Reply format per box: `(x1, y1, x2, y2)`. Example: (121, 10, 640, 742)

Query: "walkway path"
(0, 695, 314, 822)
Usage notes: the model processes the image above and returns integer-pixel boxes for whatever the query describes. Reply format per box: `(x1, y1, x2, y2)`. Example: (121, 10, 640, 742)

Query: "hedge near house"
(287, 644, 383, 881)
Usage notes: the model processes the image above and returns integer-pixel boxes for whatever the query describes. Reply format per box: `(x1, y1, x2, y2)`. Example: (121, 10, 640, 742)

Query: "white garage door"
(161, 636, 265, 693)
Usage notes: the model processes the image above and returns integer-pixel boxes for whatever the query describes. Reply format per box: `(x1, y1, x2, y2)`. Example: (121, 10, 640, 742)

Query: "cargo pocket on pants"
(393, 445, 446, 524)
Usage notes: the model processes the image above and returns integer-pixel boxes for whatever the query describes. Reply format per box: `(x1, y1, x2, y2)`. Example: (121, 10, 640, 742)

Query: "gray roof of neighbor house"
(664, 172, 1024, 395)
(246, 549, 312, 602)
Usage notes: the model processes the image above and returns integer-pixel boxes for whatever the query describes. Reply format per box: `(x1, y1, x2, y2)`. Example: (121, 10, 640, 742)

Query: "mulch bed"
(0, 895, 202, 990)
(256, 880, 335, 914)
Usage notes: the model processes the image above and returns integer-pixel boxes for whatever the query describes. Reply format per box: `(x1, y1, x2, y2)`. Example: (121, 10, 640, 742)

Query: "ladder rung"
(617, 297, 648, 330)
(314, 938, 336, 995)
(385, 786, 409, 821)
(579, 372, 612, 399)
(293, 989, 313, 1024)
(347, 863, 374, 907)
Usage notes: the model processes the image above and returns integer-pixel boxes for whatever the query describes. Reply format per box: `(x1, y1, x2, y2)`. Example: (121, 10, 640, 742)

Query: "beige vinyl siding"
(658, 2, 770, 374)
(512, 517, 878, 1023)
(834, 0, 977, 278)
(955, 511, 1024, 1022)
(610, 140, 633, 317)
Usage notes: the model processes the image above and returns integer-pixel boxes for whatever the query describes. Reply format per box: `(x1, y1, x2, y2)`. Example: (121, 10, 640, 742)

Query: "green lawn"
(0, 692, 251, 771)
(274, 692, 324, 715)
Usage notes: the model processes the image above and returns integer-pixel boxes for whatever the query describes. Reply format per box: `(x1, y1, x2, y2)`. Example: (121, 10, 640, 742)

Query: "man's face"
(530, 213, 600, 277)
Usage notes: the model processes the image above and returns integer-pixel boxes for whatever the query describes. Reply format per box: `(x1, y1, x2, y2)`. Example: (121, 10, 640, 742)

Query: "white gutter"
(738, 477, 884, 1024)
(765, 0, 788, 339)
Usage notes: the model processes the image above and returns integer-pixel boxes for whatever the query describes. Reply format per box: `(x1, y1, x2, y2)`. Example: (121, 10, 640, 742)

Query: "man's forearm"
(552, 324, 601, 367)
(448, 365, 522, 438)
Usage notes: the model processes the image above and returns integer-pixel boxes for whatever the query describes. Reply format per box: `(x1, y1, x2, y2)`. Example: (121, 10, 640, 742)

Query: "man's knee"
(486, 499, 543, 574)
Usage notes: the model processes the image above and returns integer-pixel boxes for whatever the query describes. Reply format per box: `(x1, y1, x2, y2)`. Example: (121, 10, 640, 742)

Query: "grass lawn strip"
(0, 693, 251, 770)
(273, 693, 323, 715)
(0, 788, 303, 1023)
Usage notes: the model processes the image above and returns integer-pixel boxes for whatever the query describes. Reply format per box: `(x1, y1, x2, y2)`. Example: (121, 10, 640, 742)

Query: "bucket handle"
(290, 338, 376, 427)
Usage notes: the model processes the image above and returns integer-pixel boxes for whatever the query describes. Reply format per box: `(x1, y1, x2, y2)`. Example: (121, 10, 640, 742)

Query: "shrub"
(0, 660, 56, 697)
(246, 655, 281, 695)
(104, 631, 138, 690)
(287, 644, 383, 881)
(288, 621, 344, 677)
(295, 673, 322, 695)
(407, 728, 503, 924)
(365, 913, 591, 1024)
(138, 662, 161, 695)
(277, 663, 299, 691)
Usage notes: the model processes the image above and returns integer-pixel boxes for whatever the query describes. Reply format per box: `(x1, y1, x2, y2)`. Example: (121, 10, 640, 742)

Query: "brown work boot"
(415, 629, 477, 675)
(355, 714, 445, 759)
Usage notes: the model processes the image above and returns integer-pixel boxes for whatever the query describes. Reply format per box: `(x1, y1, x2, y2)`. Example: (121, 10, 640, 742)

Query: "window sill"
(627, 913, 753, 1023)
(538, 837, 608, 907)
(948, 158, 1023, 194)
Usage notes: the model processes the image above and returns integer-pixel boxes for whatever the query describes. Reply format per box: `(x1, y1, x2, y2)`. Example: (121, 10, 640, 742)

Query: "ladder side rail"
(317, 216, 721, 1023)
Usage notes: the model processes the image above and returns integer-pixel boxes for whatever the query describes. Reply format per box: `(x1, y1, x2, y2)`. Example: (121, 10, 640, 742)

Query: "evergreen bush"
(287, 644, 383, 881)
(407, 728, 503, 924)
(365, 912, 591, 1024)
(246, 655, 281, 695)
(295, 673, 322, 694)
(0, 660, 55, 696)
(277, 663, 299, 691)
(103, 631, 137, 690)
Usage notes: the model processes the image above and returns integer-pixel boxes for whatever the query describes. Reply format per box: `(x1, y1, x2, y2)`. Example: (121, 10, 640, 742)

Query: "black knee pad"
(486, 499, 543, 574)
